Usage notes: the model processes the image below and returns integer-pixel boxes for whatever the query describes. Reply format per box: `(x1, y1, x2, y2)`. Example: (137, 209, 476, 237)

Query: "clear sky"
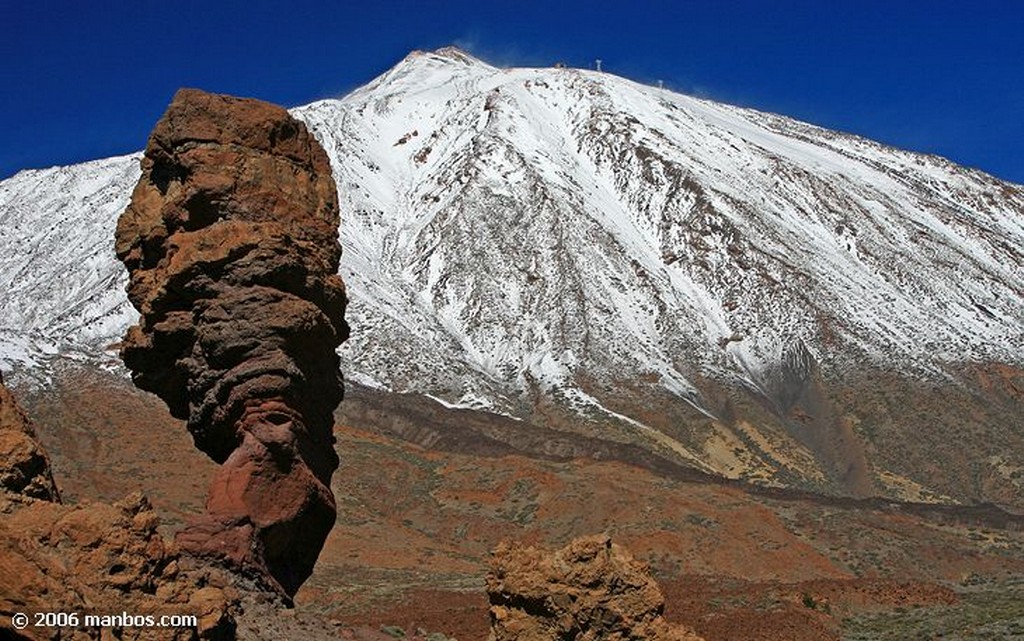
(2, 0, 1022, 183)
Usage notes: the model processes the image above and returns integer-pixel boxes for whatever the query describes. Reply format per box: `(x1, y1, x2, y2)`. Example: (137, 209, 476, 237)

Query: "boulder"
(0, 491, 237, 641)
(486, 535, 704, 641)
(0, 376, 237, 640)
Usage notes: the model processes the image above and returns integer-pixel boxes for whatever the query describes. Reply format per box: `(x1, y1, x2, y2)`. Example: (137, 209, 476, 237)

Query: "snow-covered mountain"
(2, 47, 1022, 502)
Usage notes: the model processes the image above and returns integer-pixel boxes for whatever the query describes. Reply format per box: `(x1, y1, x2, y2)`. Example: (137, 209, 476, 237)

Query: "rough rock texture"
(113, 88, 349, 597)
(0, 372, 59, 501)
(0, 492, 238, 641)
(486, 535, 704, 641)
(0, 376, 238, 640)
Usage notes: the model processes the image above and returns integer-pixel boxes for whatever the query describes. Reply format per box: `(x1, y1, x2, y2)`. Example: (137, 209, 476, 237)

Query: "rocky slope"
(1, 47, 1022, 504)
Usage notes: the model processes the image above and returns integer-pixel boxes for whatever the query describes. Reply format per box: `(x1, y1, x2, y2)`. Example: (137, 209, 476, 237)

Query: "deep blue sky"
(2, 1, 1022, 183)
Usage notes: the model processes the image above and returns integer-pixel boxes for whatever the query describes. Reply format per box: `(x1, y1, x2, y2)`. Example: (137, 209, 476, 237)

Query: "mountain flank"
(1, 47, 1022, 505)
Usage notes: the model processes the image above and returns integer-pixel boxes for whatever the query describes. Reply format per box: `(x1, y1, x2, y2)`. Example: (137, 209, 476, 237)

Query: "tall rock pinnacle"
(115, 88, 349, 596)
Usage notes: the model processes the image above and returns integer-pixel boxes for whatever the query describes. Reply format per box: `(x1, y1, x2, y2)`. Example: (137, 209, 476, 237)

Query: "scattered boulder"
(114, 88, 349, 597)
(486, 535, 704, 641)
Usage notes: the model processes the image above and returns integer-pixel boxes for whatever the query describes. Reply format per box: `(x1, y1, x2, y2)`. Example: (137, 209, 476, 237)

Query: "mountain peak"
(403, 45, 490, 68)
(432, 45, 483, 64)
(355, 46, 495, 98)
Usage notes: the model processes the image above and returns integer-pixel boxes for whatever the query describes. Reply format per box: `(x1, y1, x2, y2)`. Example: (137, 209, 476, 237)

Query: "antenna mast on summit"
(595, 58, 602, 72)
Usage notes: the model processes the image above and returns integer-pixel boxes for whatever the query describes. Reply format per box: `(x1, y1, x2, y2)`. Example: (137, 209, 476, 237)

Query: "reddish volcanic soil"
(14, 365, 1024, 640)
(19, 363, 216, 530)
(660, 576, 958, 641)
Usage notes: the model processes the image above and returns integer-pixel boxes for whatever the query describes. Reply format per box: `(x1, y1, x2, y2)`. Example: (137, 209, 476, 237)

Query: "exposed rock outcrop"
(114, 88, 349, 597)
(0, 375, 238, 640)
(0, 492, 237, 641)
(486, 535, 704, 641)
(0, 372, 60, 501)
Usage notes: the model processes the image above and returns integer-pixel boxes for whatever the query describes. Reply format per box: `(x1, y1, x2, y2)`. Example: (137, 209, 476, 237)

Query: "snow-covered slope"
(295, 49, 1023, 405)
(2, 47, 1022, 498)
(0, 154, 140, 372)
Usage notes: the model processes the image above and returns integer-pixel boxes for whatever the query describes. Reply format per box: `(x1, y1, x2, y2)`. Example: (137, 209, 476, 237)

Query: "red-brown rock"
(0, 375, 238, 640)
(0, 372, 59, 501)
(486, 535, 704, 641)
(0, 491, 238, 641)
(114, 88, 348, 597)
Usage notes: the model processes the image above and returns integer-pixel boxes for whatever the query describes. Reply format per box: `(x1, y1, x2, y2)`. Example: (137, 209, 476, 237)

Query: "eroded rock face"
(0, 372, 59, 501)
(114, 88, 348, 596)
(0, 376, 237, 640)
(487, 535, 704, 641)
(0, 492, 237, 641)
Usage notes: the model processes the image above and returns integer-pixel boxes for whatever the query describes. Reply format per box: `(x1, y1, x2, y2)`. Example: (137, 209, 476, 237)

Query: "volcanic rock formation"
(114, 88, 349, 597)
(0, 493, 238, 641)
(486, 535, 704, 641)
(0, 371, 59, 501)
(0, 375, 238, 641)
